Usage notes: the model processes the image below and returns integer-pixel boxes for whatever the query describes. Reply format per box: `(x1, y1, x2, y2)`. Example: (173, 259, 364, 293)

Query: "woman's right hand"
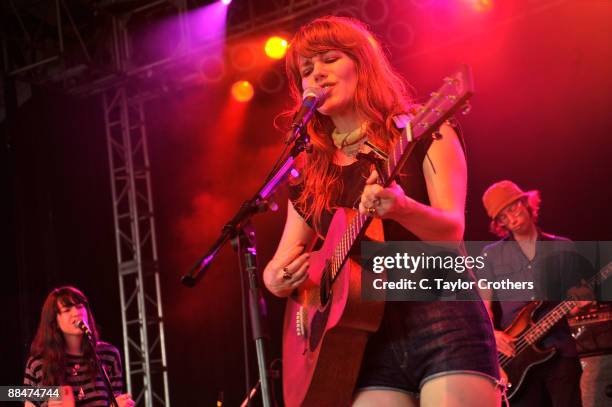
(263, 244, 310, 297)
(115, 393, 135, 407)
(47, 386, 74, 407)
(494, 330, 516, 357)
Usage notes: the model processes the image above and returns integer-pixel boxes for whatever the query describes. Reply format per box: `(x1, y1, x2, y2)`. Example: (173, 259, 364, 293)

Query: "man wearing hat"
(478, 180, 591, 406)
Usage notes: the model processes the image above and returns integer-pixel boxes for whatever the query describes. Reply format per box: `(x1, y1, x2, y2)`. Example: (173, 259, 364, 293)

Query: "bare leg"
(352, 389, 419, 407)
(420, 373, 501, 407)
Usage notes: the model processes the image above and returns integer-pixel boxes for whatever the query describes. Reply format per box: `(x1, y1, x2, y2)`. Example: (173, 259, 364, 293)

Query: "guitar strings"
(497, 300, 576, 366)
(498, 263, 610, 366)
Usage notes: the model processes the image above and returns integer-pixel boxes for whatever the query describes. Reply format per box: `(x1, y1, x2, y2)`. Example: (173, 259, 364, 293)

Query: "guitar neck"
(328, 118, 440, 281)
(327, 66, 475, 282)
(328, 139, 420, 282)
(527, 262, 612, 343)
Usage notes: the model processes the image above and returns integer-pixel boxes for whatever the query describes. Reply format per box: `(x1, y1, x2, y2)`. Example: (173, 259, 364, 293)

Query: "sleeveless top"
(288, 120, 464, 242)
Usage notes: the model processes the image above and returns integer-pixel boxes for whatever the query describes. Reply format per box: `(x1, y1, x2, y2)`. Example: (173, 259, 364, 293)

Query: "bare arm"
(359, 124, 466, 242)
(263, 200, 316, 297)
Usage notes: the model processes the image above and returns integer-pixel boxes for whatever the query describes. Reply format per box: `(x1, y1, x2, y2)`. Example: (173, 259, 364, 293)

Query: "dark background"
(3, 1, 612, 405)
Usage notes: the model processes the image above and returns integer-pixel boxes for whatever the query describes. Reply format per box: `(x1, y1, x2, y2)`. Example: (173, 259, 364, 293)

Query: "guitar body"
(282, 208, 385, 407)
(501, 301, 557, 399)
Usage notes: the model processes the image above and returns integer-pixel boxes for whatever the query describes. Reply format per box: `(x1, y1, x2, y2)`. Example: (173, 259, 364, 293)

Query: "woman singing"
(263, 16, 502, 406)
(24, 286, 134, 407)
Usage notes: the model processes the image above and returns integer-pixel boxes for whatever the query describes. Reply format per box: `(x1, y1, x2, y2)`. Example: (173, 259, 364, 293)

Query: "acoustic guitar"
(282, 66, 475, 406)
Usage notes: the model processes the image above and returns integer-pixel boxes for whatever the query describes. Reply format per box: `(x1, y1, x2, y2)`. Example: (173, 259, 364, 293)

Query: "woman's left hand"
(358, 170, 409, 220)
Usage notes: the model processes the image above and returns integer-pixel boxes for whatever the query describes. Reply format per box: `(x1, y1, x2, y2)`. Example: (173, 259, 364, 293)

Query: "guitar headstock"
(384, 65, 474, 184)
(412, 64, 474, 138)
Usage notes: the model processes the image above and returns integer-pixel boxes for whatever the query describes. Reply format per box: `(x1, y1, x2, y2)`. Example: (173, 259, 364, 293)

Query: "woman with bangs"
(23, 286, 134, 407)
(262, 16, 501, 406)
(262, 15, 502, 406)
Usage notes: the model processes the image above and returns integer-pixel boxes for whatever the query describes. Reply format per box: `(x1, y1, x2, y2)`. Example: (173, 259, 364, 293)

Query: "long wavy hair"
(285, 16, 415, 236)
(30, 286, 100, 385)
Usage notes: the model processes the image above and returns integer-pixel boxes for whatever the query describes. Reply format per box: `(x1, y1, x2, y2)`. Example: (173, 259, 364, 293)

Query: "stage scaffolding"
(103, 86, 170, 406)
(1, 0, 347, 405)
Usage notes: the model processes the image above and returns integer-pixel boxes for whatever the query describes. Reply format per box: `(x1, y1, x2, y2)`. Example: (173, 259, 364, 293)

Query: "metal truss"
(2, 0, 344, 96)
(1, 0, 92, 83)
(103, 86, 170, 406)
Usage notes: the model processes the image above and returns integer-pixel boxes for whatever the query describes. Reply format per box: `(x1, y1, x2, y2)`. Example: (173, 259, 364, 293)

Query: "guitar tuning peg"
(461, 101, 472, 115)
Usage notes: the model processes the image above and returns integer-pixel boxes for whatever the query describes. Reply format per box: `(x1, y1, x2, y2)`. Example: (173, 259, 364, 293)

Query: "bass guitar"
(499, 261, 612, 399)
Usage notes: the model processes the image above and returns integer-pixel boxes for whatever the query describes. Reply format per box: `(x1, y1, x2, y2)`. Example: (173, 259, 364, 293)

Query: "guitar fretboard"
(525, 262, 612, 344)
(327, 71, 474, 282)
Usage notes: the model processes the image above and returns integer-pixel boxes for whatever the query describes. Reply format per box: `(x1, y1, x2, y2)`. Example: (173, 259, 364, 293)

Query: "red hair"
(30, 286, 100, 385)
(285, 16, 415, 236)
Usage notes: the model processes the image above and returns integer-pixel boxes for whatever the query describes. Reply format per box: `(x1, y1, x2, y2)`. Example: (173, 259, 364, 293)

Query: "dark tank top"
(289, 124, 462, 241)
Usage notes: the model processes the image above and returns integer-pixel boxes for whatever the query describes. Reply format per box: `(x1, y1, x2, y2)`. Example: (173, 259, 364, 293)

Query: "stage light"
(466, 0, 493, 12)
(231, 81, 254, 102)
(264, 36, 288, 60)
(476, 0, 493, 11)
(221, 0, 232, 5)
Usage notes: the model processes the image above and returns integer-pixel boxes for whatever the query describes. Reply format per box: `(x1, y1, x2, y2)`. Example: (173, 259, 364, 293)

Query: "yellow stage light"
(264, 36, 288, 60)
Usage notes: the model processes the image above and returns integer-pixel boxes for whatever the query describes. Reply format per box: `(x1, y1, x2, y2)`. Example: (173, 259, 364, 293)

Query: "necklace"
(332, 123, 368, 158)
(70, 363, 85, 400)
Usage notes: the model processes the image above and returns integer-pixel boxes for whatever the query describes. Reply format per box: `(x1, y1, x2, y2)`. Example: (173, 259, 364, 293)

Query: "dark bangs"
(55, 287, 88, 310)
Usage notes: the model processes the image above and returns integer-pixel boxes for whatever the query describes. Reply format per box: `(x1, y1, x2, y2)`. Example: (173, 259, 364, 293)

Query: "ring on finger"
(367, 207, 376, 215)
(282, 266, 291, 280)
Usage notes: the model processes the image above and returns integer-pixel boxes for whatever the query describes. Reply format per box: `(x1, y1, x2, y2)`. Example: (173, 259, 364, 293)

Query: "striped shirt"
(24, 341, 124, 406)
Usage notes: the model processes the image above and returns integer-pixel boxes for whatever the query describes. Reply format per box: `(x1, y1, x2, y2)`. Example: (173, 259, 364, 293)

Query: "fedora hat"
(482, 180, 538, 219)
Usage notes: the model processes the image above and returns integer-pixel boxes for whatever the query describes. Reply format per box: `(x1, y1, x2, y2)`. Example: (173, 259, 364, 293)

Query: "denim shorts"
(355, 300, 500, 396)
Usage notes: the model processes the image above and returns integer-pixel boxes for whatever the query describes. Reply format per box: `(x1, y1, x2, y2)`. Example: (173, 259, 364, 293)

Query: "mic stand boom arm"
(180, 129, 310, 287)
(180, 129, 311, 407)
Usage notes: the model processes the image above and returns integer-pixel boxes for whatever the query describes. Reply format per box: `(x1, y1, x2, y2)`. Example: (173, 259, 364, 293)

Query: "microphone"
(285, 87, 328, 145)
(74, 320, 93, 341)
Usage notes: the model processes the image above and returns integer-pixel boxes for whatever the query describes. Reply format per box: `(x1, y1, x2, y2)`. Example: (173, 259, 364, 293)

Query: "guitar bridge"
(296, 306, 308, 338)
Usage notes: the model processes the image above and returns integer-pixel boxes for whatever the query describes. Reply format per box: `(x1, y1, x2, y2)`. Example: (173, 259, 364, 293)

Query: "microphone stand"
(82, 332, 119, 407)
(181, 128, 312, 407)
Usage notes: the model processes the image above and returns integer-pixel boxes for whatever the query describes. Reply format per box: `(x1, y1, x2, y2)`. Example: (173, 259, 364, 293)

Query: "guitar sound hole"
(309, 300, 331, 352)
(320, 261, 332, 307)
